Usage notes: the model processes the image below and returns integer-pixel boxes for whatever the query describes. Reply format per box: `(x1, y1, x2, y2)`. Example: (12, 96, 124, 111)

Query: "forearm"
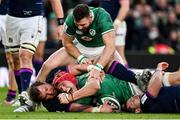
(49, 0, 64, 18)
(97, 45, 115, 68)
(64, 42, 81, 59)
(69, 103, 92, 112)
(72, 80, 100, 101)
(116, 0, 130, 22)
(147, 70, 163, 97)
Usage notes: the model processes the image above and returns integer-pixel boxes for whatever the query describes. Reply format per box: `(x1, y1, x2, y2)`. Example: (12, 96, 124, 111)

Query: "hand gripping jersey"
(64, 7, 114, 47)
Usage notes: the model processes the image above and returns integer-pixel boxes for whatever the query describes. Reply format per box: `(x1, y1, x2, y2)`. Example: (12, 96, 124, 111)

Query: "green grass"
(0, 87, 180, 119)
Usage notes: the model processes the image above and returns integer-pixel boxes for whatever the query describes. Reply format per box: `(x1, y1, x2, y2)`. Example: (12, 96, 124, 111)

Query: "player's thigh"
(44, 47, 76, 68)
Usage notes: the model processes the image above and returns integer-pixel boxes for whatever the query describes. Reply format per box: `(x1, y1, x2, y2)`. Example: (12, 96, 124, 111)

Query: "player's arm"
(147, 62, 169, 97)
(68, 64, 89, 75)
(49, 0, 64, 40)
(49, 0, 64, 19)
(58, 76, 101, 104)
(63, 33, 82, 59)
(69, 101, 114, 113)
(97, 31, 116, 68)
(115, 0, 130, 23)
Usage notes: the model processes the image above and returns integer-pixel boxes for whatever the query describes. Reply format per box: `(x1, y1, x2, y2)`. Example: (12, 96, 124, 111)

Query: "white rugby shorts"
(39, 17, 47, 42)
(74, 39, 124, 64)
(115, 21, 127, 46)
(5, 15, 43, 53)
(0, 15, 7, 45)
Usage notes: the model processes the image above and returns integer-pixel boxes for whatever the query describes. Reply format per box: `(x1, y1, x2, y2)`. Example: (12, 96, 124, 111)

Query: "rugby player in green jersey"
(36, 4, 124, 83)
(29, 63, 143, 112)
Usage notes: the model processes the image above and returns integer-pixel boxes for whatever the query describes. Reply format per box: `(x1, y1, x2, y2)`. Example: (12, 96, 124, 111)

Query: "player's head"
(52, 71, 78, 93)
(29, 81, 57, 103)
(73, 4, 93, 32)
(125, 95, 142, 113)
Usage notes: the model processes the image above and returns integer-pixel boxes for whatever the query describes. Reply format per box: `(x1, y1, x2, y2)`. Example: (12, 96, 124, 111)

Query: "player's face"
(126, 95, 140, 112)
(37, 83, 57, 100)
(58, 81, 77, 93)
(75, 16, 92, 32)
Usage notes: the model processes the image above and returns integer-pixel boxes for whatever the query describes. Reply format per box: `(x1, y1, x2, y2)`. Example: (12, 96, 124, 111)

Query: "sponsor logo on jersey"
(76, 30, 83, 35)
(89, 29, 96, 36)
(81, 36, 92, 41)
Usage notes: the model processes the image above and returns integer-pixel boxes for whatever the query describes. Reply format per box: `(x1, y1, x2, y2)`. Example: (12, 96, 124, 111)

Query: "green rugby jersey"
(76, 73, 133, 110)
(64, 7, 114, 47)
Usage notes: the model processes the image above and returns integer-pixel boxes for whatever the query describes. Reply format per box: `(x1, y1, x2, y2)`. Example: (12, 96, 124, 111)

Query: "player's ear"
(135, 107, 142, 113)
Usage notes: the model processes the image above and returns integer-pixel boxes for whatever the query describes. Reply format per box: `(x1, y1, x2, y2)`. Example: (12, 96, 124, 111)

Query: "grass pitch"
(0, 87, 180, 119)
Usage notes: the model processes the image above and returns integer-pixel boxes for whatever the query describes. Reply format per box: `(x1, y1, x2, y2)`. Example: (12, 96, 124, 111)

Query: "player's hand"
(81, 58, 93, 64)
(100, 100, 115, 113)
(56, 25, 64, 40)
(58, 93, 73, 104)
(157, 62, 169, 71)
(87, 68, 101, 81)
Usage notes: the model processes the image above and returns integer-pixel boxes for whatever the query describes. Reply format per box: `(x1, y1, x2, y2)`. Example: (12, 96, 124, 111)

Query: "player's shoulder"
(91, 7, 108, 15)
(92, 7, 111, 23)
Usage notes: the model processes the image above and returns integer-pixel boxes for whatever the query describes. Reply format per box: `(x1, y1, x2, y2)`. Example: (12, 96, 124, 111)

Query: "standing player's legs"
(0, 15, 17, 105)
(4, 52, 17, 105)
(19, 16, 43, 92)
(6, 15, 43, 94)
(33, 17, 47, 76)
(115, 21, 128, 67)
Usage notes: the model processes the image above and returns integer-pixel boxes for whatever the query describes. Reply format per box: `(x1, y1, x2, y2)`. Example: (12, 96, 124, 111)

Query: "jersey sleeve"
(140, 92, 157, 113)
(64, 14, 76, 36)
(98, 8, 114, 35)
(42, 98, 70, 112)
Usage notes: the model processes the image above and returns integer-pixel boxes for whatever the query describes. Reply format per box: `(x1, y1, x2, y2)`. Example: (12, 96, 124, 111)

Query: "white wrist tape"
(87, 63, 103, 72)
(87, 65, 101, 72)
(91, 105, 102, 112)
(77, 55, 86, 64)
(162, 72, 170, 86)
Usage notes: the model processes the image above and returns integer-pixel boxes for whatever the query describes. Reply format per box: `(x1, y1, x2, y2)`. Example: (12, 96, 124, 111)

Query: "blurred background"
(0, 0, 180, 85)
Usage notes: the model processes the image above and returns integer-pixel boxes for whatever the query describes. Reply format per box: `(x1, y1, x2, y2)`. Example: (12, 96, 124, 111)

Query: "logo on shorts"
(8, 38, 13, 43)
(89, 29, 96, 36)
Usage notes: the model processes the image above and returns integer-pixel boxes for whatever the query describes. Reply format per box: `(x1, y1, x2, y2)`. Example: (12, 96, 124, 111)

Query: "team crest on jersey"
(76, 30, 83, 35)
(89, 29, 96, 36)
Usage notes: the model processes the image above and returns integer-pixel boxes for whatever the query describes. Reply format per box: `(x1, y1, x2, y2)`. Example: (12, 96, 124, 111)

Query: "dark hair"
(29, 81, 44, 104)
(73, 4, 90, 22)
